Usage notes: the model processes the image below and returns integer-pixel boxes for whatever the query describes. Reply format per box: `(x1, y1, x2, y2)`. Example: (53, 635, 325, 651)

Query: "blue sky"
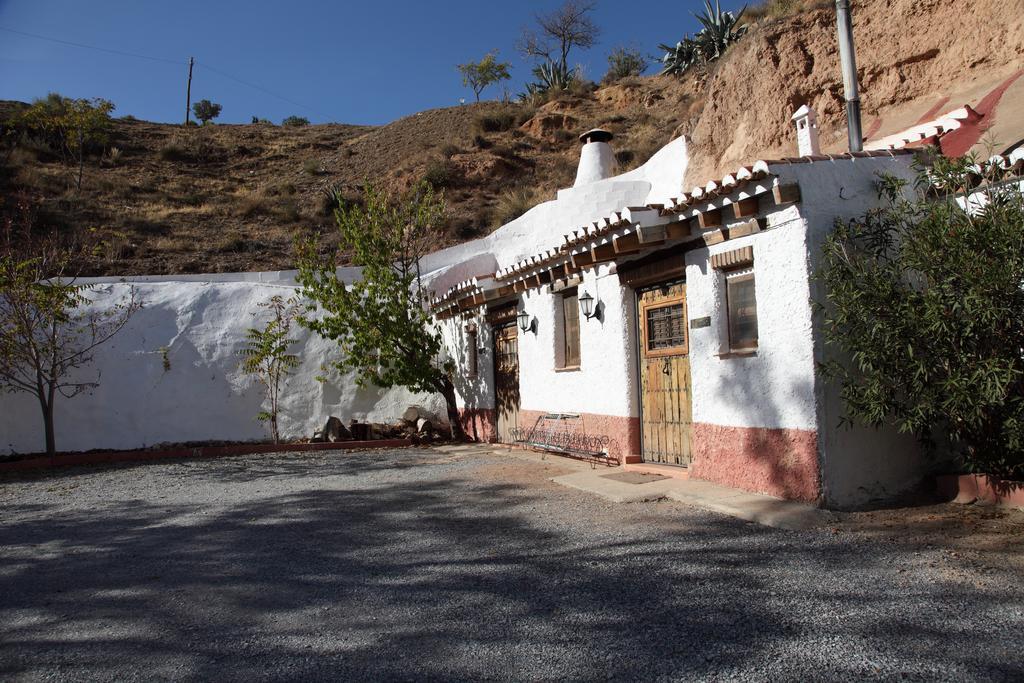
(0, 1, 739, 126)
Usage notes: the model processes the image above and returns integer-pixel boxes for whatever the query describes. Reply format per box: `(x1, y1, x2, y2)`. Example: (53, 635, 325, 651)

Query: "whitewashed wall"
(423, 137, 690, 296)
(516, 266, 638, 418)
(685, 205, 819, 432)
(781, 156, 928, 507)
(0, 277, 445, 455)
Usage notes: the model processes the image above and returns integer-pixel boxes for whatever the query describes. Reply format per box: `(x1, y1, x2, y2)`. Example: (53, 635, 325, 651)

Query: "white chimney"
(791, 105, 821, 156)
(574, 129, 616, 187)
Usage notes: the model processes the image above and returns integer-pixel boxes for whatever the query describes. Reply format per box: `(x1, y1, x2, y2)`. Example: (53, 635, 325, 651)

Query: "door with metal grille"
(637, 281, 693, 466)
(493, 323, 520, 443)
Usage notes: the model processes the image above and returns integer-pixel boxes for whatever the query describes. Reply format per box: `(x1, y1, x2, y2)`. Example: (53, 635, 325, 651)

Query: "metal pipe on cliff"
(835, 0, 863, 152)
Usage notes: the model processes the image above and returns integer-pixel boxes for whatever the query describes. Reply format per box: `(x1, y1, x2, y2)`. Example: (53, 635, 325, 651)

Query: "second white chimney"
(574, 129, 616, 187)
(792, 105, 821, 156)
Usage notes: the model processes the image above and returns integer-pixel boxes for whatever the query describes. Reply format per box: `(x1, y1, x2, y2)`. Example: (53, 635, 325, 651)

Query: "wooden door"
(638, 281, 693, 466)
(493, 323, 520, 443)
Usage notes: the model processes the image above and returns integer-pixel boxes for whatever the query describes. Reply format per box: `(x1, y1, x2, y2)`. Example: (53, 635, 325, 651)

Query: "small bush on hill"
(302, 158, 322, 175)
(282, 115, 310, 127)
(492, 186, 535, 227)
(422, 158, 458, 190)
(603, 47, 648, 83)
(473, 110, 518, 134)
(158, 131, 227, 164)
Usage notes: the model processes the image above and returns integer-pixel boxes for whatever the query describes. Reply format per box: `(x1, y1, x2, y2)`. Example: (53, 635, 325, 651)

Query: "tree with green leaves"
(816, 157, 1024, 478)
(239, 295, 302, 444)
(296, 181, 467, 441)
(282, 115, 310, 127)
(457, 51, 512, 102)
(0, 195, 141, 456)
(17, 93, 115, 190)
(192, 99, 222, 125)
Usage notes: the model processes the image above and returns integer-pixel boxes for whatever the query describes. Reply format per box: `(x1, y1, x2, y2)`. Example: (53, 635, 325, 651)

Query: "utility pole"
(835, 1, 863, 151)
(184, 56, 194, 126)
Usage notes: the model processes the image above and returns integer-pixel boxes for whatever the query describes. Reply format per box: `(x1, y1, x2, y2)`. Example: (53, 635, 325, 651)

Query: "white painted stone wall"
(422, 136, 690, 296)
(685, 206, 818, 432)
(516, 266, 637, 418)
(778, 156, 928, 507)
(0, 278, 446, 455)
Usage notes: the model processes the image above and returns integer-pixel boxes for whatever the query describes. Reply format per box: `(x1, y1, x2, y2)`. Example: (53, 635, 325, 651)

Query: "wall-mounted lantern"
(579, 291, 600, 321)
(517, 308, 536, 334)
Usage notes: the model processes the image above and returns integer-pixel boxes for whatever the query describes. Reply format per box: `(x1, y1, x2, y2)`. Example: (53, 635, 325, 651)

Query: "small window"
(559, 289, 581, 369)
(465, 325, 478, 377)
(726, 271, 758, 350)
(645, 302, 686, 352)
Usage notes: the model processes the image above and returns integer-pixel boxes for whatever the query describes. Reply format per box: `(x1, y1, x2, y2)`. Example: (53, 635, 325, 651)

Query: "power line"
(0, 25, 183, 65)
(0, 25, 330, 120)
(195, 61, 327, 119)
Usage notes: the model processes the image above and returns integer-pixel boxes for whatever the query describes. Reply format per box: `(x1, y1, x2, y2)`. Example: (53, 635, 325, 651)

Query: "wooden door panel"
(638, 282, 693, 466)
(494, 323, 520, 443)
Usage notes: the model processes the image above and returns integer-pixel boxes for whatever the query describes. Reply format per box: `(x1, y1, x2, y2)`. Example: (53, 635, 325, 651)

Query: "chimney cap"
(579, 128, 614, 144)
(791, 104, 814, 121)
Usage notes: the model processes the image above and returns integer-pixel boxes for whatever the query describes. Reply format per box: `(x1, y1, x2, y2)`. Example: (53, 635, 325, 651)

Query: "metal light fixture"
(517, 309, 535, 334)
(579, 291, 598, 320)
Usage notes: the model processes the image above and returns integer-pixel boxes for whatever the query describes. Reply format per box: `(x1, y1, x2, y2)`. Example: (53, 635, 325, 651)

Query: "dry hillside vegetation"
(1, 0, 1021, 276)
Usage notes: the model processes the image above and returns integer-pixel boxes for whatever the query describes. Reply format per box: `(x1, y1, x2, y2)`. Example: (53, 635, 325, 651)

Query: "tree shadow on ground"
(1, 452, 1021, 680)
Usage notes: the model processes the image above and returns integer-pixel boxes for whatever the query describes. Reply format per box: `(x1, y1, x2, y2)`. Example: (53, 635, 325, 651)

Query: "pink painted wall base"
(690, 423, 821, 503)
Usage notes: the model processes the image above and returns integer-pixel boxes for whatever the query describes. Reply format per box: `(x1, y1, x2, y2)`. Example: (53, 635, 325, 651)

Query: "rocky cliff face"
(686, 0, 1024, 182)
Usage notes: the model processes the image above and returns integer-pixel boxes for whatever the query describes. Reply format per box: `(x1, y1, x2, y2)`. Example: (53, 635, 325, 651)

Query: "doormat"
(601, 472, 669, 485)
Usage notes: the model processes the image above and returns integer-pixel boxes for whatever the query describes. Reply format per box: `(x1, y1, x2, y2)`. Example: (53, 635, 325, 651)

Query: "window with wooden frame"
(465, 324, 478, 378)
(640, 284, 687, 358)
(725, 269, 758, 351)
(557, 288, 581, 369)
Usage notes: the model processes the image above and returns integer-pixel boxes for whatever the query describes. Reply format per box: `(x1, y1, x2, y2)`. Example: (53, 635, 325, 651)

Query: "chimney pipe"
(574, 129, 616, 187)
(835, 0, 863, 152)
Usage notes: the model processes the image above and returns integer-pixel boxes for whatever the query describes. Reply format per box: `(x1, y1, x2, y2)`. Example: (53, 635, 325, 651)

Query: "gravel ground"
(1, 446, 1022, 682)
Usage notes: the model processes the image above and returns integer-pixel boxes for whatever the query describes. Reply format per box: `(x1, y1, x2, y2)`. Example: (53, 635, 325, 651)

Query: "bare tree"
(518, 0, 601, 72)
(0, 194, 141, 455)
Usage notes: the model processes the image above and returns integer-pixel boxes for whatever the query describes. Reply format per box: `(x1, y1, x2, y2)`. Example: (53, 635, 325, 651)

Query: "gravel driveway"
(1, 446, 1022, 681)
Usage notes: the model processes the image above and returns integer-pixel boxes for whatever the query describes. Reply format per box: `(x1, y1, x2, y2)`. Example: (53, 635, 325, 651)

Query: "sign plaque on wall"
(690, 316, 711, 329)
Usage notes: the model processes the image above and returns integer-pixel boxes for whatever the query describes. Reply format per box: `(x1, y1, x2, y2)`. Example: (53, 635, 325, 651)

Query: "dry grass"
(745, 0, 831, 22)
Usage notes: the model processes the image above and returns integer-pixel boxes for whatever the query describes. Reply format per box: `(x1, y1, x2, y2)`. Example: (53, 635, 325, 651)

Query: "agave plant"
(533, 60, 576, 92)
(693, 0, 748, 60)
(659, 1, 748, 76)
(658, 36, 702, 76)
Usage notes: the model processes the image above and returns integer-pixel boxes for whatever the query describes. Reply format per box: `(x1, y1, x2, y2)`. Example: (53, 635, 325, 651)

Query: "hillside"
(1, 0, 1021, 276)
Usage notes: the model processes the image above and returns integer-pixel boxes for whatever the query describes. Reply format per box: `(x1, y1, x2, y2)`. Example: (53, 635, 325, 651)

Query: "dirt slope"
(1, 0, 1021, 276)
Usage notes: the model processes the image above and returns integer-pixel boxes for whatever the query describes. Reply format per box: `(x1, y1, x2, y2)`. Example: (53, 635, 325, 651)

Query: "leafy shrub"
(302, 158, 322, 175)
(603, 47, 648, 83)
(473, 110, 518, 134)
(422, 158, 458, 189)
(816, 158, 1024, 479)
(614, 149, 636, 167)
(492, 187, 535, 227)
(192, 99, 222, 124)
(440, 144, 460, 159)
(282, 115, 310, 127)
(158, 131, 227, 164)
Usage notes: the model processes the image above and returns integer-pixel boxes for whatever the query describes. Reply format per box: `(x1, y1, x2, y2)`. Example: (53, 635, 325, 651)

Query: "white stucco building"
(427, 125, 933, 508)
(5, 108, 1019, 508)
